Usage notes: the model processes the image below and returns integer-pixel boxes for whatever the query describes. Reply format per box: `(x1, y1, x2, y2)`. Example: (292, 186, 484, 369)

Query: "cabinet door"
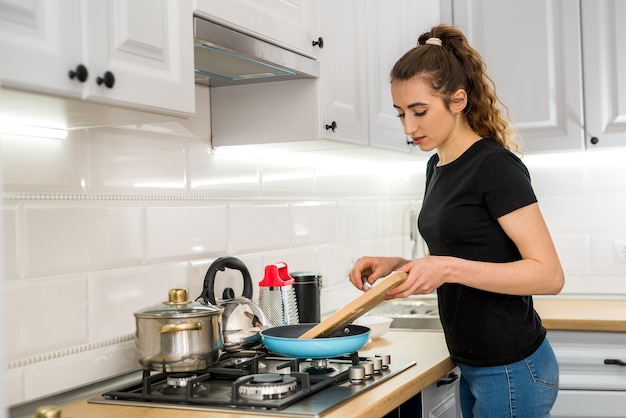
(84, 0, 195, 116)
(194, 0, 320, 58)
(452, 0, 585, 153)
(422, 367, 462, 418)
(581, 0, 626, 149)
(319, 0, 368, 145)
(0, 0, 83, 98)
(366, 0, 442, 153)
(549, 330, 626, 417)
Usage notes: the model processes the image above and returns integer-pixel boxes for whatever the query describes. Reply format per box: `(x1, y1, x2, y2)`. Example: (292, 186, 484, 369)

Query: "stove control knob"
(35, 405, 61, 418)
(371, 356, 383, 374)
(349, 365, 366, 384)
(361, 361, 374, 378)
(376, 354, 391, 370)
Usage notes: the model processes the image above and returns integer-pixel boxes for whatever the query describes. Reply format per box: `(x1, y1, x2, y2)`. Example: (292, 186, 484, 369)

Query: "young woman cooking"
(348, 24, 565, 417)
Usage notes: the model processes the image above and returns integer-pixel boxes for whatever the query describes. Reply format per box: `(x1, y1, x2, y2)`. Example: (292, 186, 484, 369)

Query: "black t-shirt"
(418, 138, 545, 366)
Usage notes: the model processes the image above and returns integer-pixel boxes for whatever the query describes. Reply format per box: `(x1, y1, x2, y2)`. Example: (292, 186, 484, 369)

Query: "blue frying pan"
(260, 324, 370, 359)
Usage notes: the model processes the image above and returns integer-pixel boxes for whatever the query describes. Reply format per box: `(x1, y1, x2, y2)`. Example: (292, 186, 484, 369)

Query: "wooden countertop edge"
(543, 318, 626, 332)
(535, 299, 626, 332)
(324, 357, 457, 418)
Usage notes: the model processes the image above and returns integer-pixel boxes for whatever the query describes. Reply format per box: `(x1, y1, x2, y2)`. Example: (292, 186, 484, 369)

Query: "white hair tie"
(425, 37, 442, 47)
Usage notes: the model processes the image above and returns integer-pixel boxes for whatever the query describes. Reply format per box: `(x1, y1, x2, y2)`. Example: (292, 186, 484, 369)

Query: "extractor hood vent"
(193, 17, 320, 87)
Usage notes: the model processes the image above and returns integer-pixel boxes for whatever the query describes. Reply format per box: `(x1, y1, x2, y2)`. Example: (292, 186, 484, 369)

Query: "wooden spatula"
(298, 271, 407, 339)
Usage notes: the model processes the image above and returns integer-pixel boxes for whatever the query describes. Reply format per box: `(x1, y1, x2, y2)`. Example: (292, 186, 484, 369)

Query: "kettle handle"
(199, 256, 253, 305)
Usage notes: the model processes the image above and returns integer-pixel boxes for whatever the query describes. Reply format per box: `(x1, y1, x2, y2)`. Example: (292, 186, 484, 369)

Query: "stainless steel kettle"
(198, 256, 270, 351)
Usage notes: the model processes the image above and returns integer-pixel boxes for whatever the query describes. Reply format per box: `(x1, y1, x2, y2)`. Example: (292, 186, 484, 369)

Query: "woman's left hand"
(386, 256, 448, 298)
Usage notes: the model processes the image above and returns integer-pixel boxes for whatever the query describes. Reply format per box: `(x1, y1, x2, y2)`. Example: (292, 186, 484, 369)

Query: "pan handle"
(199, 256, 253, 305)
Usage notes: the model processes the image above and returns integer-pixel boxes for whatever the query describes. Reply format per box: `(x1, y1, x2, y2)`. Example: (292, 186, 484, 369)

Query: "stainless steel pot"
(198, 256, 270, 351)
(134, 288, 224, 372)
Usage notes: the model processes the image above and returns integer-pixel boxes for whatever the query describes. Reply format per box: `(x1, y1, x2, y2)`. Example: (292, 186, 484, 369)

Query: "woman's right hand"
(348, 256, 409, 291)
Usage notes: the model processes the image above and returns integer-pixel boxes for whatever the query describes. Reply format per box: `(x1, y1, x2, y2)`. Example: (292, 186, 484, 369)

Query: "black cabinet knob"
(68, 64, 88, 82)
(590, 136, 599, 145)
(325, 121, 337, 132)
(312, 37, 324, 49)
(96, 71, 115, 88)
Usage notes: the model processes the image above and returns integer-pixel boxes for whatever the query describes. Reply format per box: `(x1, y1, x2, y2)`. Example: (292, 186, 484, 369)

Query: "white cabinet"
(385, 367, 461, 418)
(210, 0, 446, 151)
(452, 0, 585, 153)
(548, 330, 626, 417)
(0, 0, 82, 97)
(193, 0, 321, 59)
(0, 0, 195, 118)
(365, 0, 443, 153)
(580, 0, 626, 149)
(318, 0, 368, 146)
(320, 0, 443, 150)
(422, 368, 462, 418)
(452, 0, 626, 153)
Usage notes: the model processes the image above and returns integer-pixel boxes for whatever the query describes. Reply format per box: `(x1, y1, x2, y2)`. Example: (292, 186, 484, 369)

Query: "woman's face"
(391, 77, 457, 153)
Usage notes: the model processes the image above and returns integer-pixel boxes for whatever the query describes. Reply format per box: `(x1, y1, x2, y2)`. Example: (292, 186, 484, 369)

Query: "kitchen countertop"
(25, 297, 626, 418)
(34, 330, 454, 418)
(535, 297, 626, 332)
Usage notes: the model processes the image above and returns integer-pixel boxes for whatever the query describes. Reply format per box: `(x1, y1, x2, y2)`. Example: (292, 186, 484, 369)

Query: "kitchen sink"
(367, 296, 442, 330)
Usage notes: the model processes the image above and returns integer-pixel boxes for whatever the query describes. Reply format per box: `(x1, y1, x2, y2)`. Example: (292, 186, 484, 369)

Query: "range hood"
(193, 16, 320, 87)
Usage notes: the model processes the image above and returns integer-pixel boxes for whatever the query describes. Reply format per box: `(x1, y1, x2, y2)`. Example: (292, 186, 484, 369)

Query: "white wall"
(3, 86, 626, 406)
(1, 86, 426, 406)
(524, 149, 626, 295)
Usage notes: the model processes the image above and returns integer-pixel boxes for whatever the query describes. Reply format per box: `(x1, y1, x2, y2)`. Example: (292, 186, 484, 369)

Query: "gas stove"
(89, 349, 416, 417)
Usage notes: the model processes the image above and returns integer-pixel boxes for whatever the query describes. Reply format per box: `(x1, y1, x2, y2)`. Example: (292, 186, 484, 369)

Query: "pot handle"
(199, 256, 254, 305)
(160, 321, 203, 333)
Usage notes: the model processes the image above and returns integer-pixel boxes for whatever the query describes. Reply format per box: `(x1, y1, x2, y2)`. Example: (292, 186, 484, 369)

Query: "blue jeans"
(456, 338, 559, 418)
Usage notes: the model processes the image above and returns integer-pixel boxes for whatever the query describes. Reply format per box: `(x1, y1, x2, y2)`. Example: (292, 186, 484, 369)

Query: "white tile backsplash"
(188, 147, 261, 193)
(290, 202, 339, 246)
(87, 128, 186, 192)
(2, 204, 18, 280)
(5, 275, 88, 360)
(4, 121, 626, 406)
(0, 131, 84, 193)
(145, 204, 228, 259)
(228, 202, 291, 253)
(23, 203, 142, 276)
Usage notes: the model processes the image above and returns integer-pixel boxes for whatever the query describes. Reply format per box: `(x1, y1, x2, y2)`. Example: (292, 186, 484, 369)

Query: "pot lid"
(134, 288, 223, 318)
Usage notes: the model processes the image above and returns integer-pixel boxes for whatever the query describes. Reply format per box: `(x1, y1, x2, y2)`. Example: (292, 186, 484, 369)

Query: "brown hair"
(390, 24, 520, 153)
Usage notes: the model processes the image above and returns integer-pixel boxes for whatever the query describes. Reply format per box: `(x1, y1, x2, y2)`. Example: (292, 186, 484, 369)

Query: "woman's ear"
(450, 89, 468, 114)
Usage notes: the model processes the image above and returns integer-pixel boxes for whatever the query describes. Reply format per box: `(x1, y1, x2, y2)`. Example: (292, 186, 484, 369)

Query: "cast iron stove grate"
(100, 352, 358, 410)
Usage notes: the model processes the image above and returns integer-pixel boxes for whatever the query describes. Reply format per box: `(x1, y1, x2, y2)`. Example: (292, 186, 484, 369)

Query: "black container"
(290, 272, 322, 323)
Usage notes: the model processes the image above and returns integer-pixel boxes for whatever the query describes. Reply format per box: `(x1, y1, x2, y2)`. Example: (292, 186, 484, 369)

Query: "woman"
(348, 25, 565, 417)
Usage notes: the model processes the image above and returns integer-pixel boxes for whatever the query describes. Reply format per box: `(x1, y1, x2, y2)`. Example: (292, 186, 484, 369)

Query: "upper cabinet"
(320, 0, 442, 150)
(365, 0, 444, 152)
(193, 0, 321, 59)
(580, 0, 626, 149)
(317, 0, 368, 146)
(209, 0, 446, 151)
(452, 0, 626, 153)
(0, 0, 195, 120)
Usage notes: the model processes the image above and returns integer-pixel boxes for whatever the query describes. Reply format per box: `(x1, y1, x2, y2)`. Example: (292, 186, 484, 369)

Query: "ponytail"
(391, 24, 520, 153)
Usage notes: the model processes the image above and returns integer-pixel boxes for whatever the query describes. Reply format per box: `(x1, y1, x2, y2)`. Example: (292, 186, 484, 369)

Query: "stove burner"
(237, 374, 298, 401)
(159, 373, 208, 396)
(166, 373, 196, 388)
(305, 358, 336, 375)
